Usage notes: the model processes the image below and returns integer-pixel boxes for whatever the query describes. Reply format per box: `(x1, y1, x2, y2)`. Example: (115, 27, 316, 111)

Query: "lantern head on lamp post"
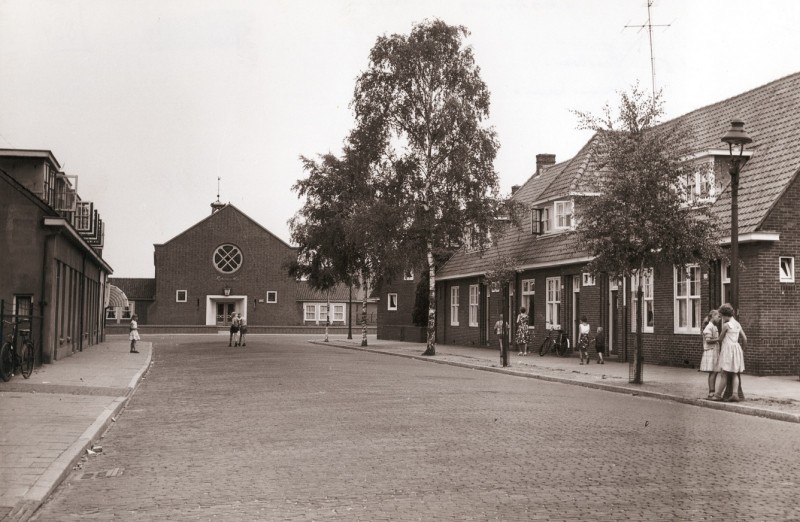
(720, 119, 753, 316)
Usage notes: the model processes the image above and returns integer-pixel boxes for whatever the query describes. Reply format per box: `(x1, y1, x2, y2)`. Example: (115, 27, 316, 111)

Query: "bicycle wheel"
(556, 336, 570, 357)
(539, 338, 553, 356)
(20, 341, 34, 378)
(0, 343, 13, 382)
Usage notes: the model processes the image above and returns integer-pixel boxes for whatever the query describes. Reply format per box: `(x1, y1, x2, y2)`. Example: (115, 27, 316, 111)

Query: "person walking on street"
(700, 309, 721, 398)
(711, 303, 747, 402)
(578, 316, 591, 364)
(494, 315, 508, 354)
(594, 326, 605, 364)
(515, 307, 530, 355)
(129, 314, 140, 353)
(229, 312, 240, 347)
(238, 314, 247, 347)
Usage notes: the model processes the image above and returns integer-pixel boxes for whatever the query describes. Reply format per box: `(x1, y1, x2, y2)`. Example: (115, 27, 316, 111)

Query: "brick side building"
(0, 149, 111, 364)
(436, 72, 800, 376)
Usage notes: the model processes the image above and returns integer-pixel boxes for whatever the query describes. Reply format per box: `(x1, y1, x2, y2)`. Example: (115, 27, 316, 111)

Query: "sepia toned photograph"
(1, 1, 799, 520)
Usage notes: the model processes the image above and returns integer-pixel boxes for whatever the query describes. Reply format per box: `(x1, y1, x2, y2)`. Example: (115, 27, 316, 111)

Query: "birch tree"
(351, 19, 501, 355)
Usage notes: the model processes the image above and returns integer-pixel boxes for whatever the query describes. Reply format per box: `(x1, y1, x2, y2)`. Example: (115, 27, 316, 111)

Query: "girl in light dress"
(700, 310, 721, 398)
(129, 314, 140, 353)
(711, 303, 747, 402)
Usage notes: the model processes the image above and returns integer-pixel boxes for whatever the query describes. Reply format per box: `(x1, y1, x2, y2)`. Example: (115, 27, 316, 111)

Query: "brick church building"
(110, 201, 373, 332)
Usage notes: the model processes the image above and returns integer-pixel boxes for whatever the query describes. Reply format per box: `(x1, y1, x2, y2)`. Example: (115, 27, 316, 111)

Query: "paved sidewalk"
(313, 335, 800, 423)
(0, 340, 151, 522)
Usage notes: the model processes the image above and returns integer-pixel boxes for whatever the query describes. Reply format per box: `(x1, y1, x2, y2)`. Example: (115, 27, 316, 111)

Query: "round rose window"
(213, 244, 242, 273)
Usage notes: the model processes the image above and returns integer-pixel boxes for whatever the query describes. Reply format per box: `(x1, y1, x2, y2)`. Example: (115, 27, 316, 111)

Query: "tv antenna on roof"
(624, 0, 671, 97)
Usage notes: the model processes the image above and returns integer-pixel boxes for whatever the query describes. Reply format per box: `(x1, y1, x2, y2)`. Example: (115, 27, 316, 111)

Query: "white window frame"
(521, 279, 534, 314)
(332, 304, 345, 322)
(721, 263, 731, 305)
(387, 293, 398, 311)
(106, 308, 117, 320)
(541, 208, 551, 233)
(582, 273, 595, 286)
(304, 304, 317, 322)
(450, 286, 460, 326)
(631, 269, 654, 333)
(545, 277, 561, 329)
(266, 291, 277, 303)
(780, 257, 795, 283)
(468, 285, 479, 327)
(554, 200, 574, 230)
(403, 269, 414, 281)
(176, 290, 187, 302)
(674, 265, 702, 334)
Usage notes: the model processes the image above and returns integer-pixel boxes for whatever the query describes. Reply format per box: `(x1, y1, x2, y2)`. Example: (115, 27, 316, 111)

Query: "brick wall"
(376, 275, 421, 340)
(149, 206, 299, 326)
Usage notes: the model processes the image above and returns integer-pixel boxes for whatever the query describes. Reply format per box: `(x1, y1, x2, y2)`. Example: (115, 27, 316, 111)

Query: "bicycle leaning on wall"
(1, 318, 35, 381)
(538, 326, 571, 357)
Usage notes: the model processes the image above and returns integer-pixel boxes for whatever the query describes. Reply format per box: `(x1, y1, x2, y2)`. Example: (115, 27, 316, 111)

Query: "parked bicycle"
(538, 326, 571, 357)
(1, 319, 35, 381)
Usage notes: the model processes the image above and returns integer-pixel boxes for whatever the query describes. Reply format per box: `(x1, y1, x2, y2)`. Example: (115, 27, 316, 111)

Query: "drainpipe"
(40, 231, 58, 364)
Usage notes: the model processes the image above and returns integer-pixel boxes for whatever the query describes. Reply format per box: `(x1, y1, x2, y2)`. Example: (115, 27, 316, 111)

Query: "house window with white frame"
(521, 279, 534, 314)
(631, 269, 654, 333)
(545, 277, 561, 329)
(266, 291, 277, 303)
(450, 286, 459, 326)
(675, 265, 702, 334)
(682, 159, 718, 205)
(780, 257, 795, 283)
(721, 263, 731, 305)
(582, 273, 595, 286)
(304, 303, 340, 324)
(332, 304, 345, 322)
(387, 293, 398, 310)
(469, 285, 479, 327)
(554, 200, 573, 229)
(176, 290, 187, 302)
(403, 269, 414, 281)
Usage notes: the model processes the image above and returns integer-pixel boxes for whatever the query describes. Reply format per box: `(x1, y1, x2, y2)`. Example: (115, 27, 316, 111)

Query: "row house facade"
(0, 149, 111, 365)
(435, 72, 800, 376)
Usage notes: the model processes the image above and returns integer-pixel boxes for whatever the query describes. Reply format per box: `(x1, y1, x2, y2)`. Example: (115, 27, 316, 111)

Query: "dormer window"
(681, 158, 719, 206)
(554, 200, 573, 229)
(531, 208, 550, 235)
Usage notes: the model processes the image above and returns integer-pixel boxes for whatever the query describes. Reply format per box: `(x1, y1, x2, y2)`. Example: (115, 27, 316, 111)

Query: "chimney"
(536, 154, 556, 176)
(511, 185, 520, 194)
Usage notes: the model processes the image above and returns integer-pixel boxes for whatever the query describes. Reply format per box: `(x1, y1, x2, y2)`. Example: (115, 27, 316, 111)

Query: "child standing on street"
(238, 314, 248, 347)
(494, 316, 508, 353)
(129, 314, 140, 353)
(594, 326, 605, 364)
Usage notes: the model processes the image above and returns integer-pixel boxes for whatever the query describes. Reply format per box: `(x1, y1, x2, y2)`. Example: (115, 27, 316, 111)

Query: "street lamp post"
(721, 119, 753, 315)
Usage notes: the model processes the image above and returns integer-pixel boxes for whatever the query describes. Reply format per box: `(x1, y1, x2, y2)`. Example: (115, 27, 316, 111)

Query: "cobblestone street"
(33, 335, 800, 521)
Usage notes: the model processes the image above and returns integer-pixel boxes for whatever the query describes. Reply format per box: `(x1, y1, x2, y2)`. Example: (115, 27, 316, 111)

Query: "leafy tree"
(351, 19, 502, 355)
(289, 148, 404, 347)
(573, 85, 721, 383)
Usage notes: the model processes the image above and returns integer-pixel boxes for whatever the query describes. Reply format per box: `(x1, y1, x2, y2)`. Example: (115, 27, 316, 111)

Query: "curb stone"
(311, 340, 800, 424)
(3, 350, 153, 522)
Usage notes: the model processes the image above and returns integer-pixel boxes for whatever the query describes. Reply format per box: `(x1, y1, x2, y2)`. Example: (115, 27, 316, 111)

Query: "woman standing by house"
(700, 309, 721, 398)
(578, 316, 591, 364)
(711, 304, 747, 402)
(515, 307, 530, 356)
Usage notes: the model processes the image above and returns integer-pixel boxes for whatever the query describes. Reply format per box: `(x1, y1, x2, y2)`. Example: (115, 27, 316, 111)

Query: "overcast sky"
(2, 0, 799, 277)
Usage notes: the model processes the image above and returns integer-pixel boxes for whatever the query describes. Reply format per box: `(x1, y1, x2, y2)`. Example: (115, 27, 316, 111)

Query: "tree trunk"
(632, 273, 644, 384)
(422, 245, 436, 356)
(324, 292, 330, 342)
(360, 271, 369, 347)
